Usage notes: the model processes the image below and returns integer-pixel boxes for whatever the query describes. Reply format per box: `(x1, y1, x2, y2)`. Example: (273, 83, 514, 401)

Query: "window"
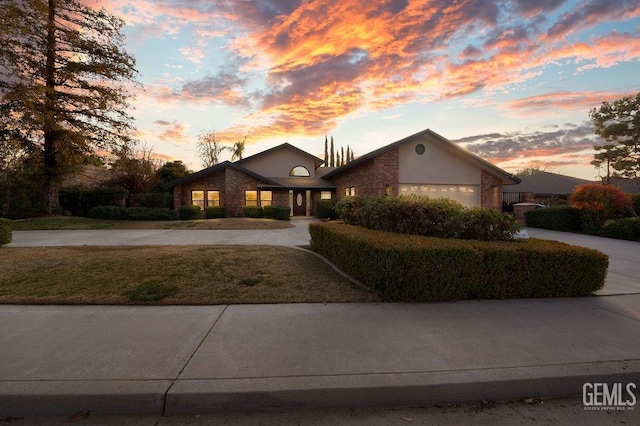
(245, 190, 258, 206)
(289, 166, 310, 176)
(348, 187, 356, 196)
(260, 190, 272, 207)
(191, 190, 205, 209)
(398, 184, 479, 207)
(320, 191, 332, 200)
(207, 190, 220, 207)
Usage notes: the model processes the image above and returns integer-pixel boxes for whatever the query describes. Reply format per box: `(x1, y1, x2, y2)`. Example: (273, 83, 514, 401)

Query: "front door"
(293, 190, 306, 216)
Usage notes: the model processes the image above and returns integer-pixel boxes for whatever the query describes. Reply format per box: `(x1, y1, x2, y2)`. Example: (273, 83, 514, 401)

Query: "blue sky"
(96, 0, 640, 180)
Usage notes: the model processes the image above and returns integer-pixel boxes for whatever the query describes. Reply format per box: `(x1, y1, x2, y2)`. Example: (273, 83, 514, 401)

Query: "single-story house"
(162, 128, 521, 216)
(501, 171, 594, 209)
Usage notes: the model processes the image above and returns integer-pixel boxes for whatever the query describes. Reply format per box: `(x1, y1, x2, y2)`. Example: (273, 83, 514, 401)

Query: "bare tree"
(197, 130, 229, 167)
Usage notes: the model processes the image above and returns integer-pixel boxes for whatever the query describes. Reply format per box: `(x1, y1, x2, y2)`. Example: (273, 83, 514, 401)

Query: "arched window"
(289, 166, 310, 177)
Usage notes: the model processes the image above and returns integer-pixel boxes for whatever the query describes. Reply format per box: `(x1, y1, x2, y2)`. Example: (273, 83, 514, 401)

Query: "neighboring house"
(609, 177, 640, 194)
(502, 171, 594, 208)
(61, 164, 116, 188)
(163, 128, 520, 217)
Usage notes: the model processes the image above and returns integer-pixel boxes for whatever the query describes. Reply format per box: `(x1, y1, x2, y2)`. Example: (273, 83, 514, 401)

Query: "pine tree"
(0, 0, 139, 214)
(324, 135, 329, 165)
(330, 136, 335, 167)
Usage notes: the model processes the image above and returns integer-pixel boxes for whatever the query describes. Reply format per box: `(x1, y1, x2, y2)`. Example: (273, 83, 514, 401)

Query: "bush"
(598, 218, 640, 241)
(60, 186, 129, 217)
(569, 184, 633, 234)
(264, 205, 291, 220)
(205, 206, 227, 219)
(179, 205, 202, 220)
(316, 199, 339, 220)
(243, 206, 264, 218)
(334, 195, 519, 241)
(525, 206, 581, 231)
(632, 194, 640, 215)
(310, 222, 608, 302)
(140, 192, 173, 209)
(0, 218, 13, 246)
(88, 206, 177, 221)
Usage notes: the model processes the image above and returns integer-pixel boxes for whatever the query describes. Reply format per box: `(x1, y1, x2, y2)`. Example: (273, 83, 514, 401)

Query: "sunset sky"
(98, 0, 639, 180)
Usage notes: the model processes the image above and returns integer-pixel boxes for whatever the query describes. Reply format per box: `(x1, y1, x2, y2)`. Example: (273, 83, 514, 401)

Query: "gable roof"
(505, 171, 594, 195)
(322, 128, 521, 185)
(236, 142, 325, 168)
(609, 177, 640, 194)
(160, 161, 282, 189)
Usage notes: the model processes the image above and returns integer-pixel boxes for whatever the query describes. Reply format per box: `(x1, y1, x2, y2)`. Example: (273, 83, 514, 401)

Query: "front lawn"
(12, 216, 294, 231)
(0, 246, 380, 305)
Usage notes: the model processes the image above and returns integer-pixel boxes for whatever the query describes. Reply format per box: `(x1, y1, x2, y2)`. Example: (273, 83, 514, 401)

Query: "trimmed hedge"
(317, 199, 339, 220)
(60, 186, 129, 217)
(633, 194, 640, 215)
(599, 218, 640, 242)
(335, 195, 520, 241)
(525, 206, 581, 231)
(264, 205, 291, 221)
(179, 205, 202, 220)
(140, 192, 173, 209)
(88, 206, 177, 221)
(205, 206, 227, 219)
(310, 222, 608, 302)
(243, 206, 264, 218)
(0, 218, 13, 246)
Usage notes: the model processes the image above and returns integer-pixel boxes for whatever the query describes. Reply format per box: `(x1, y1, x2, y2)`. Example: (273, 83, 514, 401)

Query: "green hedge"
(205, 206, 227, 219)
(88, 206, 177, 221)
(525, 206, 581, 231)
(309, 222, 608, 302)
(140, 192, 173, 209)
(632, 194, 640, 215)
(599, 218, 640, 242)
(60, 186, 129, 217)
(0, 218, 13, 246)
(243, 206, 264, 218)
(264, 205, 291, 220)
(316, 199, 339, 220)
(179, 205, 202, 220)
(334, 195, 519, 241)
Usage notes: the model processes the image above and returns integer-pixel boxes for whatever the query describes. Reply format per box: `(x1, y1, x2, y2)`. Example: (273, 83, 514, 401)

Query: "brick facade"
(480, 169, 503, 211)
(331, 148, 399, 197)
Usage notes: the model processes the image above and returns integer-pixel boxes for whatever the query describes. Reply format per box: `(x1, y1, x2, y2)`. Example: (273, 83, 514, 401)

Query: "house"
(162, 128, 520, 216)
(502, 171, 594, 209)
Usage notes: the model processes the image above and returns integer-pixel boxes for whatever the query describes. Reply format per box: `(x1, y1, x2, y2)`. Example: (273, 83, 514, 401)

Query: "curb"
(3, 361, 638, 416)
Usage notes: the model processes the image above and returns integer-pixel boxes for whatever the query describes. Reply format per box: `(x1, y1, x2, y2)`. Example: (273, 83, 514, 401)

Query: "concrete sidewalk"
(1, 299, 639, 416)
(1, 225, 639, 416)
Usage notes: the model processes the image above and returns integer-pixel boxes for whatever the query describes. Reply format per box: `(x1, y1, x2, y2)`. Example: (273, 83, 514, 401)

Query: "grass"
(0, 246, 381, 305)
(12, 216, 294, 231)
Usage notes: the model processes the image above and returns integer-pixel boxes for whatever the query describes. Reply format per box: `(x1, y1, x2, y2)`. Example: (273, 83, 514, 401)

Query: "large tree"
(590, 92, 640, 183)
(0, 0, 139, 214)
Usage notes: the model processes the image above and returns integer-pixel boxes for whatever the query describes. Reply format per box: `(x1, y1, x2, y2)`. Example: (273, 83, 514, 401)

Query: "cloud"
(153, 120, 189, 143)
(101, 0, 639, 145)
(505, 91, 634, 111)
(452, 122, 597, 168)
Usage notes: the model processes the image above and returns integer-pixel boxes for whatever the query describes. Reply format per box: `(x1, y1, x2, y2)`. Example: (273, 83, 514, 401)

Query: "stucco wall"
(398, 137, 481, 185)
(239, 149, 317, 178)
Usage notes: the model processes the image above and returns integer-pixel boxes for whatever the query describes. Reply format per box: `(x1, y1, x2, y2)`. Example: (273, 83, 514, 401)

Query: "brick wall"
(331, 148, 399, 197)
(224, 167, 264, 216)
(481, 170, 503, 211)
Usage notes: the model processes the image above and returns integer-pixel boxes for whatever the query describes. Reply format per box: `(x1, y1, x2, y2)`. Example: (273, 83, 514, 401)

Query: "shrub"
(88, 206, 177, 221)
(0, 218, 13, 246)
(632, 194, 640, 215)
(264, 205, 291, 220)
(205, 206, 227, 219)
(310, 222, 608, 302)
(60, 186, 129, 217)
(316, 199, 339, 220)
(525, 206, 581, 231)
(179, 205, 202, 220)
(569, 184, 633, 234)
(598, 218, 640, 241)
(334, 195, 518, 241)
(140, 192, 173, 209)
(243, 206, 264, 218)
